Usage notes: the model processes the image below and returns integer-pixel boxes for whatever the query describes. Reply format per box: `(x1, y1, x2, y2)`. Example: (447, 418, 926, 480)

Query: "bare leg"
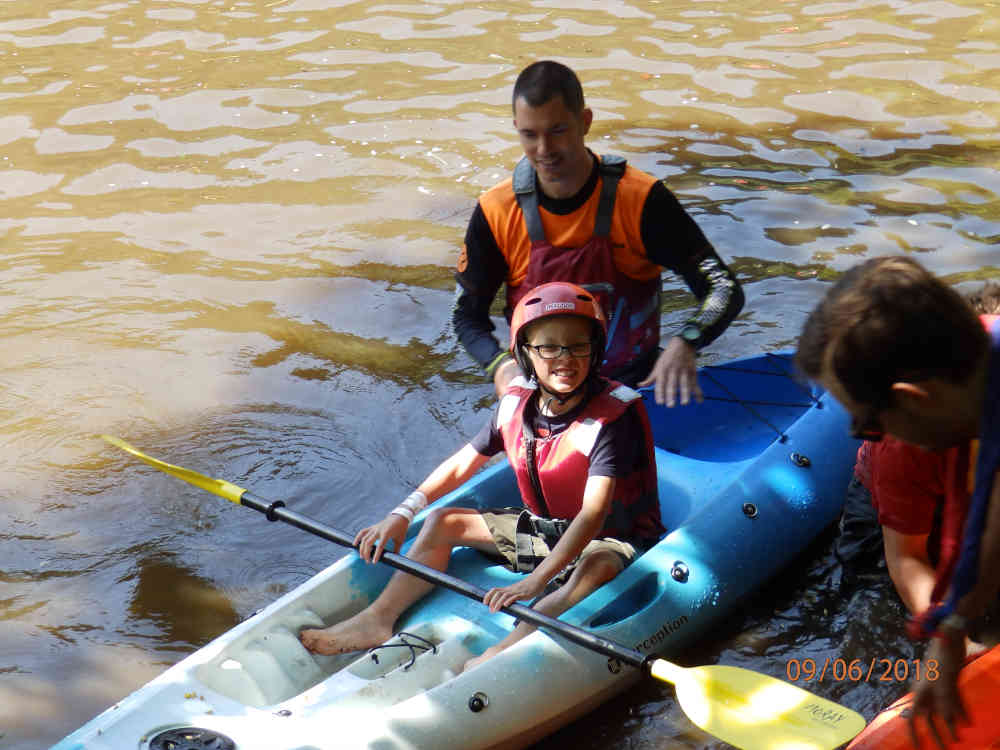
(301, 508, 495, 654)
(463, 550, 623, 671)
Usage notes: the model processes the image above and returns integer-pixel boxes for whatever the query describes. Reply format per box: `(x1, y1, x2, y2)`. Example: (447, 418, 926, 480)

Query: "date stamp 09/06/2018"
(785, 657, 939, 683)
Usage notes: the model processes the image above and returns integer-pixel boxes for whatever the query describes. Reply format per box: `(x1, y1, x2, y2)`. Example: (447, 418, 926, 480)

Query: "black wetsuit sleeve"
(640, 182, 745, 349)
(452, 203, 510, 373)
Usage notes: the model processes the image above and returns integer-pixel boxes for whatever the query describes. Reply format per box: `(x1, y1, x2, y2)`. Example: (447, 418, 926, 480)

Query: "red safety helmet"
(510, 282, 607, 376)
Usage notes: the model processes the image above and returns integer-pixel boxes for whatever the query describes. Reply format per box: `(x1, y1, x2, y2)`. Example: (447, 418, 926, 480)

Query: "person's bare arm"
(882, 527, 935, 615)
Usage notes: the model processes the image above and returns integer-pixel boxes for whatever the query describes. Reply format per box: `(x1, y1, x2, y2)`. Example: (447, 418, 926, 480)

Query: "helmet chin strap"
(536, 381, 577, 406)
(533, 370, 599, 409)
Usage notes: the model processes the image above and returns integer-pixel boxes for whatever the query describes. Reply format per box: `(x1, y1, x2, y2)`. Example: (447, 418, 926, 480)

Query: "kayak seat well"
(191, 562, 396, 708)
(193, 606, 338, 707)
(191, 607, 498, 711)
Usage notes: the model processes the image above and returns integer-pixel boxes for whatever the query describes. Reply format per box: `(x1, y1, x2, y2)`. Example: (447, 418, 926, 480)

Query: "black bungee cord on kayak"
(367, 631, 437, 671)
(697, 356, 823, 443)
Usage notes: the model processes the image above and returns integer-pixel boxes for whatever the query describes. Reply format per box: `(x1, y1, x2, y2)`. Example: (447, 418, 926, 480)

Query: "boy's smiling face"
(524, 315, 594, 397)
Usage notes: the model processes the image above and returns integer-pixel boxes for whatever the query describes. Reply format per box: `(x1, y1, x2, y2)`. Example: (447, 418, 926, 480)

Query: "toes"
(299, 629, 322, 651)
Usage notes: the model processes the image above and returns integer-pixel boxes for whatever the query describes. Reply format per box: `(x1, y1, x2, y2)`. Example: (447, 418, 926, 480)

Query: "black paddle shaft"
(240, 491, 652, 672)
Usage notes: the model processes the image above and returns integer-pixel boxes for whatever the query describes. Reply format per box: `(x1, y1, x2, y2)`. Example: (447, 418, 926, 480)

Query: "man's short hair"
(796, 255, 989, 407)
(512, 60, 585, 115)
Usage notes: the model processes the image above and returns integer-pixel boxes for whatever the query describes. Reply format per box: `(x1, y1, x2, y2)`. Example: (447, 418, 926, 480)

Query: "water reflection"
(127, 554, 240, 649)
(2, 0, 999, 747)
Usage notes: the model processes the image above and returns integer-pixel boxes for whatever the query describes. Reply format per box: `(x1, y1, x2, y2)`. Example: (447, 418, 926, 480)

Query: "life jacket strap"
(513, 510, 570, 573)
(512, 155, 627, 245)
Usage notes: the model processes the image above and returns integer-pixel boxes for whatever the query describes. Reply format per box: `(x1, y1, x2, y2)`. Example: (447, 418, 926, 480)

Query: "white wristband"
(402, 490, 428, 514)
(390, 490, 427, 524)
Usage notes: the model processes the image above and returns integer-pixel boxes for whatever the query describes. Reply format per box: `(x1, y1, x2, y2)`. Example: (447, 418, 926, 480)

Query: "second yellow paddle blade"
(651, 660, 866, 750)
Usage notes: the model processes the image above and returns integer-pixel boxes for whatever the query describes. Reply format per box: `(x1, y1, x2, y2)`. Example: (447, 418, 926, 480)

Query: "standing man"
(796, 256, 1000, 746)
(452, 60, 743, 405)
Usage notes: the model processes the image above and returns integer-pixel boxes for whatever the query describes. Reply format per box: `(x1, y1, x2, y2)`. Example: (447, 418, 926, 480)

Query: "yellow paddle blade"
(650, 659, 866, 750)
(101, 435, 247, 505)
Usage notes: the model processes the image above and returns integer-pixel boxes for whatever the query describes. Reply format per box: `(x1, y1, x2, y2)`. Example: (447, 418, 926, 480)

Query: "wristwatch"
(679, 322, 702, 349)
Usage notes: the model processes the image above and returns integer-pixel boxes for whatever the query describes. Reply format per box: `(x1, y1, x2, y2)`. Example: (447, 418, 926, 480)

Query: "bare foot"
(463, 645, 501, 673)
(300, 609, 393, 655)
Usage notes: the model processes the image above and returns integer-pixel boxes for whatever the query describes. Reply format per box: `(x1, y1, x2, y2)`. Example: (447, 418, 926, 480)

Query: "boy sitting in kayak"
(300, 282, 664, 669)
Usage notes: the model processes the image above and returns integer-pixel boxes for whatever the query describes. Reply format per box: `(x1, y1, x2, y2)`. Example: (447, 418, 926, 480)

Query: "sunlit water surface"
(1, 0, 998, 747)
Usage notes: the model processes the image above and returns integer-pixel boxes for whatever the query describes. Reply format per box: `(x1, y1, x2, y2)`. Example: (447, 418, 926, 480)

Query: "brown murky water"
(2, 1, 998, 747)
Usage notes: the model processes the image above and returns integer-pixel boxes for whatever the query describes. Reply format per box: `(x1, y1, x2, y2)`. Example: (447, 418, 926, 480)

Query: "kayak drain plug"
(469, 692, 489, 712)
(149, 727, 235, 750)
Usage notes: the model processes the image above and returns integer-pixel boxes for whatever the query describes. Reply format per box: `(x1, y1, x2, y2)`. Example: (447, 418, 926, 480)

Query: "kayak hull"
(53, 352, 858, 750)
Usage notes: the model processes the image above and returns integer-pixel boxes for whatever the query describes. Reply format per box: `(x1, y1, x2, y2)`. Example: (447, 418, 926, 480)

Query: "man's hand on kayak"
(638, 336, 702, 407)
(908, 634, 968, 750)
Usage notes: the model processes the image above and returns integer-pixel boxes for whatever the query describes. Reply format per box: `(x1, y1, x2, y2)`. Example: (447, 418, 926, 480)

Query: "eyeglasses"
(850, 404, 884, 442)
(524, 342, 593, 359)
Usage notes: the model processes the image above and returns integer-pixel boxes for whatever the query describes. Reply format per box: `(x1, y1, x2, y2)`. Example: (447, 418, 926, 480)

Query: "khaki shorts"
(479, 507, 640, 578)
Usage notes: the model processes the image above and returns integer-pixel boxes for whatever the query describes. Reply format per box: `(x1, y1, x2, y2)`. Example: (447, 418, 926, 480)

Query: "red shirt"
(855, 437, 973, 537)
(855, 437, 946, 535)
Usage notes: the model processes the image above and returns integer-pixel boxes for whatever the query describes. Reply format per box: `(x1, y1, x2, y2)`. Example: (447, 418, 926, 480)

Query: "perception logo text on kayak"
(635, 615, 689, 652)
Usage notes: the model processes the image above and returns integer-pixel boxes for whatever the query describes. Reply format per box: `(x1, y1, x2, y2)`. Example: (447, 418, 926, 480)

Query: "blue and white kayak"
(53, 352, 858, 750)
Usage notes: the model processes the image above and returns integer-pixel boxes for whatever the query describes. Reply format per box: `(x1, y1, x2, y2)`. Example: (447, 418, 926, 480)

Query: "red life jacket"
(496, 377, 664, 543)
(504, 156, 662, 376)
